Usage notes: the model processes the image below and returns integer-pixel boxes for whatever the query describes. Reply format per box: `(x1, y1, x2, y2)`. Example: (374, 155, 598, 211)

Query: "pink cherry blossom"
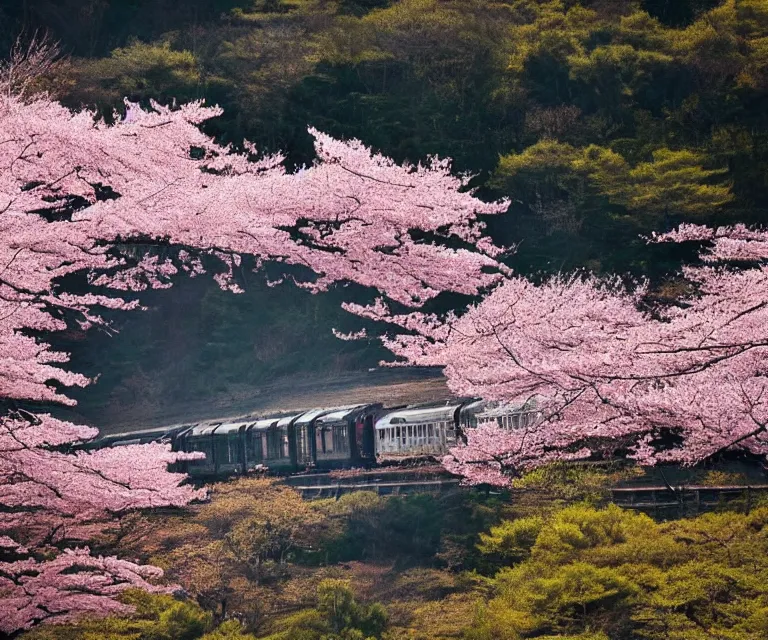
(374, 226, 768, 485)
(0, 85, 506, 631)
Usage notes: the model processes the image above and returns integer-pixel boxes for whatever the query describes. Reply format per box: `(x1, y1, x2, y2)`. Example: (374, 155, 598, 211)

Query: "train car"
(175, 415, 298, 477)
(457, 399, 492, 430)
(271, 413, 300, 471)
(83, 423, 193, 449)
(373, 399, 542, 459)
(210, 421, 251, 476)
(314, 403, 382, 466)
(243, 417, 278, 468)
(291, 403, 384, 469)
(374, 402, 464, 458)
(172, 404, 384, 477)
(475, 400, 541, 430)
(293, 408, 330, 468)
(175, 422, 221, 476)
(177, 419, 263, 476)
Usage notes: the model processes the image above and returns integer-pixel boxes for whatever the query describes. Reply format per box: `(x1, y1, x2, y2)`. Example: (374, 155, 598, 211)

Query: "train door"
(309, 421, 318, 466)
(355, 413, 376, 462)
(287, 418, 298, 469)
(238, 425, 248, 474)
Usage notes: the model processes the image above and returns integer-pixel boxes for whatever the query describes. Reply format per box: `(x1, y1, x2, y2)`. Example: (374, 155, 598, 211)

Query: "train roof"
(375, 403, 463, 428)
(458, 399, 487, 414)
(188, 423, 222, 437)
(91, 424, 192, 447)
(111, 438, 145, 447)
(315, 404, 377, 424)
(476, 401, 539, 418)
(98, 425, 179, 440)
(293, 408, 327, 426)
(215, 421, 251, 435)
(276, 413, 301, 428)
(247, 418, 279, 431)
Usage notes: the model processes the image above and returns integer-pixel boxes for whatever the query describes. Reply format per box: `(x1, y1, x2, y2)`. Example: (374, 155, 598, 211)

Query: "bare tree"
(0, 31, 61, 99)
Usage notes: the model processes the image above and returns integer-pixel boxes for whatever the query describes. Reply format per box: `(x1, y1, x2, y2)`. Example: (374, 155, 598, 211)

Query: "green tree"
(261, 580, 387, 640)
(472, 503, 768, 640)
(578, 145, 734, 221)
(66, 40, 203, 109)
(476, 516, 544, 566)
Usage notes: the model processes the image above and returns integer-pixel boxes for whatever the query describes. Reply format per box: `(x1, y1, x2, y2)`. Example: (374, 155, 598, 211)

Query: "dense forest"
(19, 471, 768, 640)
(4, 0, 767, 425)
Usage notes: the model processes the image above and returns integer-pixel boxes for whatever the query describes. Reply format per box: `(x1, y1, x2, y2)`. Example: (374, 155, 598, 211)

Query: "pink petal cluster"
(377, 226, 768, 485)
(0, 90, 506, 631)
(0, 547, 174, 633)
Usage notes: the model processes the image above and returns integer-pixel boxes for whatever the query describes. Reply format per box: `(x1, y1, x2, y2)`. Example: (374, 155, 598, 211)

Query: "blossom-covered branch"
(366, 225, 768, 484)
(0, 84, 506, 631)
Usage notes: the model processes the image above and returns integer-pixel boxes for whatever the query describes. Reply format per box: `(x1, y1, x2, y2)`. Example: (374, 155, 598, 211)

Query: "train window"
(378, 429, 385, 440)
(428, 424, 434, 438)
(214, 437, 229, 465)
(333, 425, 347, 453)
(281, 432, 290, 458)
(265, 429, 279, 459)
(250, 433, 264, 463)
(187, 438, 212, 466)
(230, 434, 240, 463)
(316, 427, 326, 454)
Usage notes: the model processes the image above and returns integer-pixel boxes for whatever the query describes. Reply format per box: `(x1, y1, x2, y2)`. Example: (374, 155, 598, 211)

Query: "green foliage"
(495, 141, 733, 228)
(314, 491, 448, 564)
(261, 580, 387, 640)
(313, 489, 516, 570)
(582, 146, 734, 219)
(511, 463, 642, 505)
(317, 579, 387, 637)
(200, 620, 257, 640)
(471, 503, 768, 640)
(20, 591, 257, 640)
(476, 516, 544, 566)
(69, 40, 203, 108)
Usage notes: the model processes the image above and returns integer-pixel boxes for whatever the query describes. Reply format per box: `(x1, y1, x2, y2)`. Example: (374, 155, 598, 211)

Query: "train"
(86, 398, 540, 478)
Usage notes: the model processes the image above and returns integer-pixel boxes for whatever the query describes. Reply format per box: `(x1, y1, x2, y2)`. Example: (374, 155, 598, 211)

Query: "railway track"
(284, 469, 768, 516)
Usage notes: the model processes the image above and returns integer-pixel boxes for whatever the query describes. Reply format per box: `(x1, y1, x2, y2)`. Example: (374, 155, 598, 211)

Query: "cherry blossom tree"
(354, 223, 768, 485)
(0, 80, 507, 631)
